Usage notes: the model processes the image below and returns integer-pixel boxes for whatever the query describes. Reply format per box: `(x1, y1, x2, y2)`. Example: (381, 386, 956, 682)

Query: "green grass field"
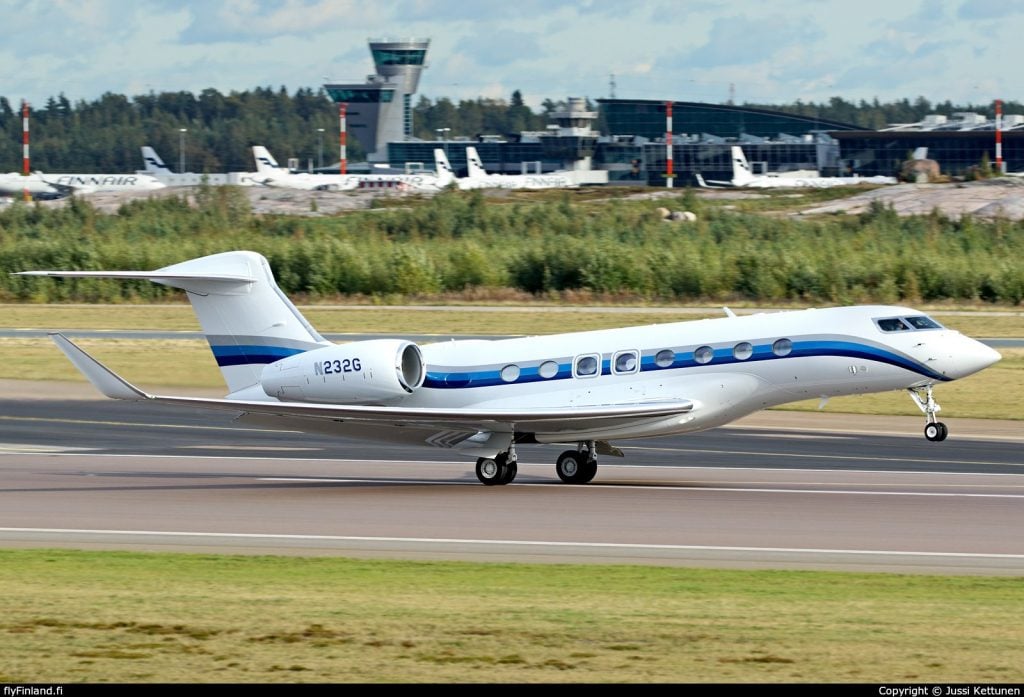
(0, 549, 1021, 683)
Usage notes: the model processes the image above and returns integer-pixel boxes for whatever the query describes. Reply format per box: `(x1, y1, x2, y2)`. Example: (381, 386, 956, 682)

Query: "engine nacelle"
(260, 340, 424, 404)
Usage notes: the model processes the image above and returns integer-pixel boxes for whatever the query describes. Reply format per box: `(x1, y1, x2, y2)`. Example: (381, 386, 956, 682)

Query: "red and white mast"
(995, 99, 1003, 174)
(22, 100, 30, 201)
(339, 103, 347, 175)
(665, 101, 673, 189)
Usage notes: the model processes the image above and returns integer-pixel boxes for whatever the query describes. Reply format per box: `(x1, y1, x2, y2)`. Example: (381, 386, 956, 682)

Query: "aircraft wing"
(50, 333, 694, 435)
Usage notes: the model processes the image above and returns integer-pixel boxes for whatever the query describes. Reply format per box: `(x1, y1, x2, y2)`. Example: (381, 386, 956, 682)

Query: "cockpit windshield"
(875, 315, 944, 332)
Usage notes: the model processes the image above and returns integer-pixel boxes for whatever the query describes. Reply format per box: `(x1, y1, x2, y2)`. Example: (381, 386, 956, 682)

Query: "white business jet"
(20, 251, 999, 485)
(696, 146, 897, 189)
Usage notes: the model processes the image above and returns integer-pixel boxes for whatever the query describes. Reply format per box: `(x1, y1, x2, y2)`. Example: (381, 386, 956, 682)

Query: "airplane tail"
(465, 146, 487, 179)
(729, 146, 756, 186)
(141, 146, 173, 174)
(18, 251, 328, 397)
(252, 146, 282, 174)
(433, 148, 456, 186)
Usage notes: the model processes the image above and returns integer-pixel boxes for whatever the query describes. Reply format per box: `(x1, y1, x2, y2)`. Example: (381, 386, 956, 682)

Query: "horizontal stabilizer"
(16, 270, 251, 285)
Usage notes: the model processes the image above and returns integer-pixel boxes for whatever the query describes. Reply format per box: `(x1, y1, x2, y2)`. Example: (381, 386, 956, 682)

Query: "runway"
(0, 398, 1022, 574)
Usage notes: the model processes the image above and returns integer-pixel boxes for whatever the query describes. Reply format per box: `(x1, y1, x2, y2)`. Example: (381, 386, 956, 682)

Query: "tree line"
(1, 87, 1018, 174)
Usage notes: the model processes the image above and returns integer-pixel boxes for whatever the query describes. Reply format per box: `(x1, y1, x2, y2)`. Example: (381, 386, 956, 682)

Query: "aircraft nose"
(944, 337, 1001, 379)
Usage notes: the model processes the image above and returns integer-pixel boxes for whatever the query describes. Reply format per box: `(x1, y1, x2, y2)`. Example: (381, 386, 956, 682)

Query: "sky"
(2, 0, 1023, 112)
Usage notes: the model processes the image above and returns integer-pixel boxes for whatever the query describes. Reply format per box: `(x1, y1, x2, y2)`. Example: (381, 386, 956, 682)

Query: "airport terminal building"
(323, 40, 1020, 185)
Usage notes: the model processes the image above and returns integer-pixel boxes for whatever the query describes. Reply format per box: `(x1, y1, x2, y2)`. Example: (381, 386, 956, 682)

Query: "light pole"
(178, 128, 187, 174)
(316, 128, 325, 171)
(436, 127, 451, 158)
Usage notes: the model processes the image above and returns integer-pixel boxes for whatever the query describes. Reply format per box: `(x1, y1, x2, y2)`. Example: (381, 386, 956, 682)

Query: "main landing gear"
(555, 441, 598, 484)
(908, 385, 948, 442)
(475, 441, 601, 485)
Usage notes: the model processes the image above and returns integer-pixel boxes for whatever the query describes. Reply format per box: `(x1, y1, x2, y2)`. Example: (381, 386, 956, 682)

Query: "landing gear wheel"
(499, 460, 518, 485)
(476, 455, 504, 485)
(924, 422, 948, 442)
(555, 450, 597, 484)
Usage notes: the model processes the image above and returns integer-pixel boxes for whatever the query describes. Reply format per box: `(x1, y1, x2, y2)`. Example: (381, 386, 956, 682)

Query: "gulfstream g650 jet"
(20, 251, 999, 485)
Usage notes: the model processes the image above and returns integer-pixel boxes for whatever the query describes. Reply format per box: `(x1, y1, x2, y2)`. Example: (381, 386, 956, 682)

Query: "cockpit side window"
(876, 318, 911, 332)
(904, 316, 943, 330)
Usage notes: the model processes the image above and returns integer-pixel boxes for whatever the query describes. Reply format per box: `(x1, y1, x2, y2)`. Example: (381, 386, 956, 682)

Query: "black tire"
(924, 422, 947, 442)
(499, 460, 518, 485)
(476, 456, 503, 485)
(555, 450, 583, 483)
(578, 459, 598, 484)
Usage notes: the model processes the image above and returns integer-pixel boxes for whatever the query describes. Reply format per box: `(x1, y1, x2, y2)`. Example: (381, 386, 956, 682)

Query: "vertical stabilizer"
(729, 146, 756, 186)
(252, 146, 283, 174)
(141, 146, 173, 174)
(21, 251, 329, 396)
(434, 148, 456, 186)
(465, 146, 488, 179)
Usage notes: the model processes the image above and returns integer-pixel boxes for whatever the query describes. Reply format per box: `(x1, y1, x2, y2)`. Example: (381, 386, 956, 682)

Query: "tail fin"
(19, 251, 328, 396)
(465, 146, 487, 179)
(729, 146, 755, 186)
(141, 146, 173, 174)
(434, 148, 456, 185)
(252, 146, 282, 174)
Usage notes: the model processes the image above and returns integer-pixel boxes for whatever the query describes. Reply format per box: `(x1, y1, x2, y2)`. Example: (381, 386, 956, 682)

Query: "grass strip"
(0, 549, 1021, 683)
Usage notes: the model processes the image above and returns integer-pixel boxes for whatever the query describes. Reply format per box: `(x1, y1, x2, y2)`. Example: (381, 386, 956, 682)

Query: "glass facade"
(831, 131, 1024, 177)
(371, 48, 427, 66)
(598, 100, 860, 140)
(325, 87, 394, 103)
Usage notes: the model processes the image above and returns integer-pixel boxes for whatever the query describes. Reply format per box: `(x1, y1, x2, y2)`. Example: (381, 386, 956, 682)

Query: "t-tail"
(140, 146, 174, 175)
(465, 146, 488, 179)
(18, 251, 329, 398)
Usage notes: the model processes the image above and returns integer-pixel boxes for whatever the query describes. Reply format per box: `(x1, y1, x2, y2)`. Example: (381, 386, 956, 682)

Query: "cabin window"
(694, 346, 714, 364)
(574, 354, 600, 378)
(733, 342, 753, 360)
(500, 364, 520, 383)
(654, 349, 676, 368)
(613, 350, 639, 374)
(538, 360, 559, 379)
(905, 316, 942, 330)
(772, 338, 793, 357)
(876, 318, 911, 332)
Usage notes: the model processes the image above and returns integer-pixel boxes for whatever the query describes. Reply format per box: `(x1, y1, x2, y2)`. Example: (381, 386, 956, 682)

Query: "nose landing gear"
(908, 385, 948, 442)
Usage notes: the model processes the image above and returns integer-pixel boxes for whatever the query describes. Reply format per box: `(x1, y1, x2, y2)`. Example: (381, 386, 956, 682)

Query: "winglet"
(49, 333, 150, 401)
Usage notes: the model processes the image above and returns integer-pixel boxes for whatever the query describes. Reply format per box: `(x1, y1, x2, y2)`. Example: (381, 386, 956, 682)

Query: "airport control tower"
(324, 38, 430, 163)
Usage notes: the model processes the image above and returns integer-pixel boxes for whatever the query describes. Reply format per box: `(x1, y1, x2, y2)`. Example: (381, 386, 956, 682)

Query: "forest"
(0, 87, 1018, 174)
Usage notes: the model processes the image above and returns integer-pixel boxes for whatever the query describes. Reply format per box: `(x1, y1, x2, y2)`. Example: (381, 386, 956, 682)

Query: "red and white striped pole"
(665, 101, 673, 189)
(22, 100, 30, 201)
(995, 99, 1003, 174)
(339, 103, 347, 175)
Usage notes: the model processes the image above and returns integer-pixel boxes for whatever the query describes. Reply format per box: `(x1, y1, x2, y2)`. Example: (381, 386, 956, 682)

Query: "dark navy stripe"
(210, 344, 305, 367)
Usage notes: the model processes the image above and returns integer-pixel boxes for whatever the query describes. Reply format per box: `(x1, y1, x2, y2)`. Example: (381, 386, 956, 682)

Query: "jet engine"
(260, 340, 425, 404)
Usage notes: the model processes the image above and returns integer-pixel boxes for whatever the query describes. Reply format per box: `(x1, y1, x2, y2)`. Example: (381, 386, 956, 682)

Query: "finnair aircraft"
(252, 146, 451, 192)
(0, 172, 65, 199)
(21, 252, 1000, 486)
(437, 146, 578, 190)
(696, 146, 897, 189)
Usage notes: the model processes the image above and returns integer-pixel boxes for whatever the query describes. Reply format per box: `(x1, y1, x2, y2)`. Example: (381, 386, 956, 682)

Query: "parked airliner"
(20, 251, 999, 485)
(696, 146, 897, 189)
(435, 146, 578, 190)
(252, 146, 451, 192)
(0, 170, 166, 198)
